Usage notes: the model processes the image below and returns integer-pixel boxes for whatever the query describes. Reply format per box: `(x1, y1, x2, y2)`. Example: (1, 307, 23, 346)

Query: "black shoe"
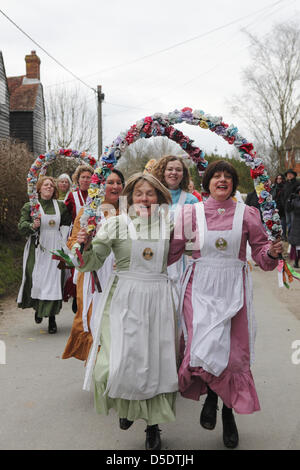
(293, 262, 299, 269)
(34, 311, 43, 324)
(222, 407, 239, 449)
(72, 297, 77, 314)
(119, 418, 133, 430)
(145, 425, 161, 451)
(200, 389, 218, 430)
(48, 316, 57, 334)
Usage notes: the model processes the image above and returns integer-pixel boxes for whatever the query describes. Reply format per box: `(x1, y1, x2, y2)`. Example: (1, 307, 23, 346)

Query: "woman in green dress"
(17, 176, 72, 334)
(76, 173, 178, 450)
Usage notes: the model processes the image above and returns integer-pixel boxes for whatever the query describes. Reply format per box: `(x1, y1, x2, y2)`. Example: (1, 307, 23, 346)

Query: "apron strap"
(231, 202, 245, 258)
(194, 202, 205, 251)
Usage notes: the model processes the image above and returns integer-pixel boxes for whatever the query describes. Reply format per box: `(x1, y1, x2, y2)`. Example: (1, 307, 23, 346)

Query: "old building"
(0, 51, 10, 139)
(285, 121, 300, 176)
(7, 51, 46, 156)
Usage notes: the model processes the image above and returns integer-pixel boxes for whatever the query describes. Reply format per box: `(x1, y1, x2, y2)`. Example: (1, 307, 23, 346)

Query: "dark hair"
(275, 173, 285, 184)
(202, 160, 238, 197)
(111, 168, 125, 187)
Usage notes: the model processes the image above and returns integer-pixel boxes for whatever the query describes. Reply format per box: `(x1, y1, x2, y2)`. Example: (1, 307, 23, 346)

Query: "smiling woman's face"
(209, 171, 233, 201)
(132, 180, 158, 217)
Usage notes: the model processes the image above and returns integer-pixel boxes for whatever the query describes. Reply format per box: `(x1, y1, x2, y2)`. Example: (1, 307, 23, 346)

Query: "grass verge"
(0, 237, 25, 298)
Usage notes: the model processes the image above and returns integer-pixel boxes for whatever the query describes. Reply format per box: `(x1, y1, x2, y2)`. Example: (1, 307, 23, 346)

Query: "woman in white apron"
(76, 173, 178, 451)
(62, 169, 125, 362)
(152, 155, 198, 311)
(168, 160, 282, 448)
(64, 165, 94, 311)
(17, 176, 72, 334)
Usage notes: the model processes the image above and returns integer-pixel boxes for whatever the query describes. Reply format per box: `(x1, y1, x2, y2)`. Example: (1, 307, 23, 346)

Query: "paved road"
(0, 268, 300, 450)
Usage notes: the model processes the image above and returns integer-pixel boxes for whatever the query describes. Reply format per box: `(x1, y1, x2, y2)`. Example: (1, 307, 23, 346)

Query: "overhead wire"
(103, 0, 297, 117)
(45, 0, 288, 89)
(0, 8, 97, 94)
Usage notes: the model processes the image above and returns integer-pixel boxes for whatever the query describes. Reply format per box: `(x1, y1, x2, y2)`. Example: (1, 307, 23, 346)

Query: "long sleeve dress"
(62, 207, 114, 361)
(17, 199, 72, 318)
(168, 197, 278, 414)
(64, 189, 89, 301)
(168, 188, 198, 312)
(78, 213, 178, 425)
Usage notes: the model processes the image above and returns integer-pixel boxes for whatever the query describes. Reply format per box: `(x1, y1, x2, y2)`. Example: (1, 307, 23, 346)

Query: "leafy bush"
(0, 139, 35, 240)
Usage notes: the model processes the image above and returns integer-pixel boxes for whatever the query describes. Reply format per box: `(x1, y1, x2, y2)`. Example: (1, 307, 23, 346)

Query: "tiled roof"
(7, 75, 39, 111)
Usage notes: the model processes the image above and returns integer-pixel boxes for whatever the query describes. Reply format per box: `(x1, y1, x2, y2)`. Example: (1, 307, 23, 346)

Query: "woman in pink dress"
(168, 160, 282, 449)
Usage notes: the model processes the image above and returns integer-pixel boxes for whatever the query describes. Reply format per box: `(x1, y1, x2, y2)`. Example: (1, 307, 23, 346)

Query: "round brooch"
(215, 237, 228, 251)
(48, 220, 56, 227)
(143, 248, 154, 260)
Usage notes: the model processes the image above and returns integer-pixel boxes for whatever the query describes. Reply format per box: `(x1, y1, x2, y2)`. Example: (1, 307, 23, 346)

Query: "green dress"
(79, 215, 177, 425)
(17, 199, 71, 318)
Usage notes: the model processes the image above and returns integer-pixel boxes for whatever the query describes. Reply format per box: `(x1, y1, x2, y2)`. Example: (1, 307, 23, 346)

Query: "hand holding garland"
(267, 239, 283, 259)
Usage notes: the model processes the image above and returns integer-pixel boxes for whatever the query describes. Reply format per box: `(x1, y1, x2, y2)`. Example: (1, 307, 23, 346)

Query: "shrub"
(0, 139, 35, 240)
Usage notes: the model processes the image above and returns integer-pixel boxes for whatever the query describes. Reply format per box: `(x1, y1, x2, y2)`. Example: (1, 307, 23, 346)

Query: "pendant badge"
(143, 247, 154, 260)
(215, 237, 228, 251)
(49, 219, 56, 227)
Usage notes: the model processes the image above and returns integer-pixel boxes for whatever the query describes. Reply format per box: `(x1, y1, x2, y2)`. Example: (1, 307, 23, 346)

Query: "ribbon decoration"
(277, 256, 300, 289)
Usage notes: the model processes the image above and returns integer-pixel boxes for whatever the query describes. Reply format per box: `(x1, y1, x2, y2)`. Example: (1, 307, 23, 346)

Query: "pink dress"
(168, 197, 278, 414)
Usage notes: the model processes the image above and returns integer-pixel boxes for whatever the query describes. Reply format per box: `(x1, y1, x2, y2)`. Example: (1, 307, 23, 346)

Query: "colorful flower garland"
(98, 107, 281, 241)
(27, 149, 98, 220)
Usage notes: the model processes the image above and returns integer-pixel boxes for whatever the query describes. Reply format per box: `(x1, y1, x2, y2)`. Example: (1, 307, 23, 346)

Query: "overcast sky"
(1, 0, 299, 158)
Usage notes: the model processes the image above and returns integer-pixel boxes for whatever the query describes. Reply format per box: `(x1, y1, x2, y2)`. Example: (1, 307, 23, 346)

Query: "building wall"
(285, 149, 300, 176)
(0, 53, 10, 139)
(32, 84, 46, 156)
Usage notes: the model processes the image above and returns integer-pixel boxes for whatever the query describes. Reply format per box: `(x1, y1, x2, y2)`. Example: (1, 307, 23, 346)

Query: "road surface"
(0, 267, 299, 450)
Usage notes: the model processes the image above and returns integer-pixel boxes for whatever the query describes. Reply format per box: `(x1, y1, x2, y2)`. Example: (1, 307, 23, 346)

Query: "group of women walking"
(17, 155, 282, 450)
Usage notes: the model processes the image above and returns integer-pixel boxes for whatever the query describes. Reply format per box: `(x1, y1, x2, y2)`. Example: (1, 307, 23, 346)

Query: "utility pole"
(97, 85, 105, 159)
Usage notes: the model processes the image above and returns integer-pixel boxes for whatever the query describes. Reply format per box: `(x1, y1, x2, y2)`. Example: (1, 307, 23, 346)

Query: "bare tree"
(230, 22, 300, 172)
(45, 86, 97, 154)
(116, 136, 188, 179)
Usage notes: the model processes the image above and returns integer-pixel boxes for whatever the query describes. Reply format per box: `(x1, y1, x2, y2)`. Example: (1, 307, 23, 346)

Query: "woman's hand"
(32, 218, 40, 230)
(77, 228, 92, 250)
(268, 239, 283, 258)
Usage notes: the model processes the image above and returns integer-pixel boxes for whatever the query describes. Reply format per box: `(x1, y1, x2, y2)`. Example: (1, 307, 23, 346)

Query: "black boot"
(222, 405, 239, 449)
(200, 387, 218, 430)
(34, 311, 43, 324)
(145, 424, 161, 450)
(48, 316, 57, 334)
(119, 418, 133, 430)
(72, 297, 77, 314)
(294, 259, 299, 268)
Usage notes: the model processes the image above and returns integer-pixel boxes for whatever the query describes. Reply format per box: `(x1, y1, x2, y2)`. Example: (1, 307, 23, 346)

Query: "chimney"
(25, 51, 40, 80)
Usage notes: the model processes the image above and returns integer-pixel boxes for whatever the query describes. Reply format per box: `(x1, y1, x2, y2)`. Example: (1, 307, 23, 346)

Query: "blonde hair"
(36, 176, 59, 199)
(122, 172, 172, 207)
(72, 164, 94, 185)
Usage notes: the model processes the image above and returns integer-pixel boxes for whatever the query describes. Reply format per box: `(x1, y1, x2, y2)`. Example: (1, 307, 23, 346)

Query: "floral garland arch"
(27, 148, 98, 220)
(89, 107, 281, 239)
(75, 106, 299, 287)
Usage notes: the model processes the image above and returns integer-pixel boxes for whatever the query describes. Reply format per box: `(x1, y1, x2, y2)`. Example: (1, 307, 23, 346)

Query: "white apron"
(180, 201, 256, 377)
(31, 200, 63, 301)
(81, 252, 115, 335)
(83, 214, 178, 399)
(17, 234, 34, 304)
(167, 190, 187, 312)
